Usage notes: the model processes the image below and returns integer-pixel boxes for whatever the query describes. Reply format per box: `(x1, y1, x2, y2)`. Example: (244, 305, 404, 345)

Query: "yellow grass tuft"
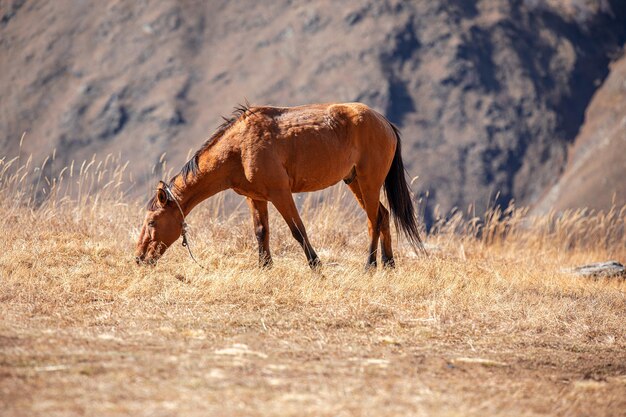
(0, 153, 625, 416)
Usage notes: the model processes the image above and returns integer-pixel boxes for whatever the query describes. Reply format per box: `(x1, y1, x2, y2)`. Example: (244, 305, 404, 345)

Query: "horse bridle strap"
(160, 182, 209, 271)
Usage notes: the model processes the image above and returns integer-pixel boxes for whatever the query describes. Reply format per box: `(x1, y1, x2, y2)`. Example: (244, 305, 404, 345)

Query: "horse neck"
(174, 150, 235, 215)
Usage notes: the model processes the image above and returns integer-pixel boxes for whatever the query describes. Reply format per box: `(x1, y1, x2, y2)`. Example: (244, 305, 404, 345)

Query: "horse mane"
(146, 103, 253, 211)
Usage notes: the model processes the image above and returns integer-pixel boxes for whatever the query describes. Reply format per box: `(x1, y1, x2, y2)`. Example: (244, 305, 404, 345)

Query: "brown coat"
(136, 102, 423, 269)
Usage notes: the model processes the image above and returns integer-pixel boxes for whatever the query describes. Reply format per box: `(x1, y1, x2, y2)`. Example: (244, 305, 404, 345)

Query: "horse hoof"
(259, 258, 274, 269)
(382, 258, 396, 269)
(364, 261, 377, 272)
(309, 258, 322, 271)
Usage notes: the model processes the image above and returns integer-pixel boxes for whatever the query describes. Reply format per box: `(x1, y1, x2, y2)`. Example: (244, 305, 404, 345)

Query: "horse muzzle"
(135, 254, 159, 266)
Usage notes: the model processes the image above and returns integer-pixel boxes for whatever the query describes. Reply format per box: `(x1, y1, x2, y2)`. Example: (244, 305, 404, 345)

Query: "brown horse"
(135, 102, 424, 269)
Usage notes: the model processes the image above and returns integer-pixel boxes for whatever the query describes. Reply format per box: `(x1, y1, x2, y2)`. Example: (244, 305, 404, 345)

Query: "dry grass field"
(1, 154, 625, 416)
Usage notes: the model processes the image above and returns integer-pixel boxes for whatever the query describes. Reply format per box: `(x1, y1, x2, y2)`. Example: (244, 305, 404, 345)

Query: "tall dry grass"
(0, 150, 624, 331)
(1, 151, 625, 416)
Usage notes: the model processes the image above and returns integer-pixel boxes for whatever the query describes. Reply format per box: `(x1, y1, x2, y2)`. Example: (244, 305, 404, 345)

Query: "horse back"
(236, 103, 397, 193)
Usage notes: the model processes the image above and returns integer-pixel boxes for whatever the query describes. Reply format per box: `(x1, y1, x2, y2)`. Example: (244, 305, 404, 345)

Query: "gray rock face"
(1, 1, 625, 223)
(562, 261, 626, 279)
(533, 51, 626, 214)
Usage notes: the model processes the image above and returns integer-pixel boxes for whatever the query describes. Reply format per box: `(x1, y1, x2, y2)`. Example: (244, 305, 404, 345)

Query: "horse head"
(135, 181, 184, 265)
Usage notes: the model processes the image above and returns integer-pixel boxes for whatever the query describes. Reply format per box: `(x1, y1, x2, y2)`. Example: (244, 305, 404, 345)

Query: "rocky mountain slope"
(1, 0, 625, 224)
(534, 51, 626, 214)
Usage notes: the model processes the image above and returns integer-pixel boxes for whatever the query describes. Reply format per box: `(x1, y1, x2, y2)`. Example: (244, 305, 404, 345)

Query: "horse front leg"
(271, 192, 321, 270)
(246, 198, 272, 268)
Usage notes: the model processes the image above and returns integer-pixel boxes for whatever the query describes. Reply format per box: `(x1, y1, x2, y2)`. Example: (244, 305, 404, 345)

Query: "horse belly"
(288, 141, 356, 193)
(291, 171, 349, 193)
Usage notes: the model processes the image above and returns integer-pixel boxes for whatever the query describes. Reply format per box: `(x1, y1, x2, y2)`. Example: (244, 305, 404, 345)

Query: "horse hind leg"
(378, 204, 395, 268)
(346, 178, 383, 270)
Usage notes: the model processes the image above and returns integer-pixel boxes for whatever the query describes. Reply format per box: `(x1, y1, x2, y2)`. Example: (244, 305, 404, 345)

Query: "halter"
(160, 182, 209, 271)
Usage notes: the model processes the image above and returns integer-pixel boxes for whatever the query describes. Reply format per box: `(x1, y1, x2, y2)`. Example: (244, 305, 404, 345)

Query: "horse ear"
(156, 188, 168, 207)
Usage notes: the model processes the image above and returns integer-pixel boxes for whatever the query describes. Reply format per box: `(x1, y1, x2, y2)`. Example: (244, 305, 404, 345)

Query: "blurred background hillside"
(1, 0, 625, 226)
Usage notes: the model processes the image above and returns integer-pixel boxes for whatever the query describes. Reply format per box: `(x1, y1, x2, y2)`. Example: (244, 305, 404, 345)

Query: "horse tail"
(383, 121, 427, 255)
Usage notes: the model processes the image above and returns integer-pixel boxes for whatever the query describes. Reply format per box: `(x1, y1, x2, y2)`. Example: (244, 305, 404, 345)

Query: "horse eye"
(147, 221, 156, 227)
